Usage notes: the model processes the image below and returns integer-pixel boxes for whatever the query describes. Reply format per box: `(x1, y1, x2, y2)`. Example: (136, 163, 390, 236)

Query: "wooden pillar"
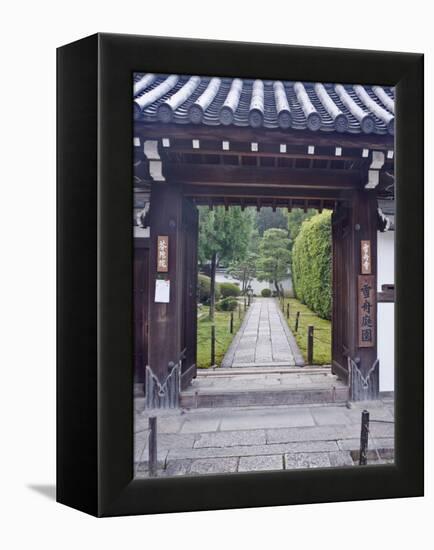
(348, 190, 379, 398)
(332, 189, 379, 399)
(148, 183, 184, 383)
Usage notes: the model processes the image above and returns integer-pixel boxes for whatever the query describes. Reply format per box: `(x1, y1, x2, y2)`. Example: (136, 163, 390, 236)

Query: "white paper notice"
(155, 279, 170, 303)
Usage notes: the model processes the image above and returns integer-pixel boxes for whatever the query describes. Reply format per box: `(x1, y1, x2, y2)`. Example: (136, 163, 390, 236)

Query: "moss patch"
(197, 304, 246, 368)
(283, 297, 331, 365)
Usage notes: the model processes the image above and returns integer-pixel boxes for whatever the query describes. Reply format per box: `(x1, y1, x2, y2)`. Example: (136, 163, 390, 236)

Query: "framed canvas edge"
(58, 33, 424, 518)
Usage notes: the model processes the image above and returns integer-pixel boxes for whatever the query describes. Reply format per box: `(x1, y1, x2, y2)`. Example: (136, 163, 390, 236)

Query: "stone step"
(197, 366, 331, 377)
(180, 386, 349, 409)
(231, 361, 296, 368)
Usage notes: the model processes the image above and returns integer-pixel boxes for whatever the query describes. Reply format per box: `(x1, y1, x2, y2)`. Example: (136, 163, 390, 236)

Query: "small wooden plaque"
(157, 235, 169, 272)
(361, 240, 371, 274)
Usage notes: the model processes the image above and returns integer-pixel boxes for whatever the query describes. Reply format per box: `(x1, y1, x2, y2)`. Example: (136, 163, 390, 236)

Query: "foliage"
(198, 206, 254, 266)
(196, 306, 245, 368)
(261, 288, 271, 297)
(227, 251, 258, 294)
(255, 207, 288, 236)
(284, 297, 331, 364)
(287, 208, 317, 249)
(291, 211, 332, 320)
(215, 297, 239, 311)
(256, 228, 292, 294)
(219, 282, 241, 298)
(198, 206, 254, 320)
(198, 274, 220, 304)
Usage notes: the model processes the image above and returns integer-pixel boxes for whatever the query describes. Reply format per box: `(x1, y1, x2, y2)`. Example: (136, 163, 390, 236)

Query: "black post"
(148, 416, 157, 477)
(211, 325, 216, 366)
(359, 410, 370, 465)
(295, 311, 300, 333)
(307, 325, 314, 364)
(238, 304, 241, 320)
(244, 297, 247, 311)
(230, 311, 234, 334)
(286, 303, 290, 319)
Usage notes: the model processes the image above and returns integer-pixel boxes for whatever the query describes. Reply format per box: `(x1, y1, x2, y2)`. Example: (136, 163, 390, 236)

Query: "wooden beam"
(189, 196, 338, 210)
(135, 122, 395, 150)
(164, 146, 360, 162)
(181, 184, 351, 201)
(168, 163, 362, 189)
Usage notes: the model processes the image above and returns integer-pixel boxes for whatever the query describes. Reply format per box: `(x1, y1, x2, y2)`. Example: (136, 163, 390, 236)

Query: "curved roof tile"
(133, 73, 395, 135)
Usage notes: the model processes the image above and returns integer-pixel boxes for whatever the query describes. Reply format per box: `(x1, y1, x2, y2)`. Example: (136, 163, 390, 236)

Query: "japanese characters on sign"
(157, 235, 169, 272)
(358, 275, 376, 348)
(361, 240, 371, 274)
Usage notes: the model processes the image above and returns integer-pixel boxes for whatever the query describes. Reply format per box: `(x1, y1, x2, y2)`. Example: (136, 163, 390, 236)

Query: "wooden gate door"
(331, 204, 352, 383)
(181, 198, 198, 389)
(133, 240, 149, 384)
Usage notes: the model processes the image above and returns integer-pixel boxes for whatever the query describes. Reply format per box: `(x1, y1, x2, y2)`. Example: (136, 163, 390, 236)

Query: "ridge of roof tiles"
(133, 74, 395, 135)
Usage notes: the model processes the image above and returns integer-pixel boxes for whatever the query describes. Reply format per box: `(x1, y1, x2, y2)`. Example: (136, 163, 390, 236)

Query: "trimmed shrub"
(261, 288, 271, 297)
(215, 297, 238, 311)
(292, 211, 332, 320)
(220, 282, 241, 298)
(198, 274, 220, 304)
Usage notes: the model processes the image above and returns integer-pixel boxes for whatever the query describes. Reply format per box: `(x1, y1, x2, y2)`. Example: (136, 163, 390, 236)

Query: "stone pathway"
(134, 399, 395, 477)
(222, 298, 304, 368)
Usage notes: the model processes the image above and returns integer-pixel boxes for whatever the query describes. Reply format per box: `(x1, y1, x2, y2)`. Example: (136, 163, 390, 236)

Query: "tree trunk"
(242, 269, 247, 294)
(209, 252, 217, 321)
(274, 280, 280, 297)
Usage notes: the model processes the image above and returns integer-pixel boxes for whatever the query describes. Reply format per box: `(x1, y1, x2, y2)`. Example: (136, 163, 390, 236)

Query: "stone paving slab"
(167, 440, 339, 460)
(156, 433, 196, 450)
(190, 457, 239, 475)
(136, 450, 168, 471)
(266, 425, 355, 444)
(164, 459, 192, 477)
(134, 401, 395, 477)
(337, 438, 363, 451)
(238, 454, 283, 472)
(372, 437, 395, 449)
(366, 422, 395, 438)
(134, 430, 149, 463)
(285, 452, 332, 469)
(194, 429, 266, 448)
(311, 407, 352, 426)
(180, 417, 221, 434)
(219, 407, 315, 430)
(328, 451, 354, 467)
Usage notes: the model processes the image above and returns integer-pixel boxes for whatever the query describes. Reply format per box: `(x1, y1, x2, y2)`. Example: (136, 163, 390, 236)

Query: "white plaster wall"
(377, 230, 395, 290)
(378, 302, 395, 392)
(377, 231, 395, 392)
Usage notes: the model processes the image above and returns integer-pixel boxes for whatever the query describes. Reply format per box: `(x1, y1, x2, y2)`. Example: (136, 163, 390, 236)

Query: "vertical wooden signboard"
(358, 274, 376, 348)
(157, 235, 169, 272)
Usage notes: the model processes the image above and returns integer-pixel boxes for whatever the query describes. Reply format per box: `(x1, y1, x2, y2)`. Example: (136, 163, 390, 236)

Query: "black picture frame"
(57, 33, 424, 517)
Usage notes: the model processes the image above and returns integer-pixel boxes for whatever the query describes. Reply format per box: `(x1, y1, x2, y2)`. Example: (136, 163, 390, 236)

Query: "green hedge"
(261, 288, 271, 297)
(215, 297, 238, 311)
(220, 282, 241, 298)
(198, 274, 221, 304)
(292, 211, 332, 320)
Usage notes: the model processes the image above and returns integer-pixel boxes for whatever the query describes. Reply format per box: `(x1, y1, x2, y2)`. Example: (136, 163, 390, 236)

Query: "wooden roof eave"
(134, 121, 395, 151)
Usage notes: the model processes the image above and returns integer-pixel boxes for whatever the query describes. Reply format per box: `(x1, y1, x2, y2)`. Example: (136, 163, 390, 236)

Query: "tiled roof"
(133, 73, 395, 135)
